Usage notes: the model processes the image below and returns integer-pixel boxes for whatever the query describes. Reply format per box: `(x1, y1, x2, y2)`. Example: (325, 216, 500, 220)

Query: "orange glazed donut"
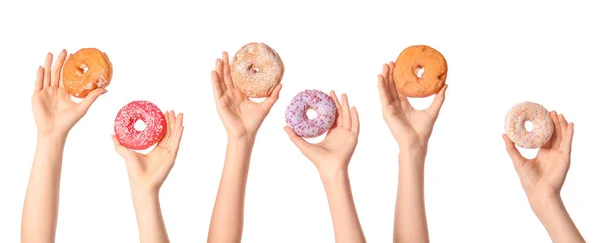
(393, 45, 447, 97)
(62, 48, 113, 98)
(230, 43, 284, 98)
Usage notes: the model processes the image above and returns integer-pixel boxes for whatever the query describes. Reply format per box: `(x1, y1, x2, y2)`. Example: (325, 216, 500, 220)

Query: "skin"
(377, 62, 447, 243)
(207, 52, 281, 243)
(503, 112, 585, 243)
(111, 111, 184, 243)
(22, 50, 107, 243)
(285, 93, 366, 243)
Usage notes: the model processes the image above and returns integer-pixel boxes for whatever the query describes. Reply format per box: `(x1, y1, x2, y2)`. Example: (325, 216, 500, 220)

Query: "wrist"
(529, 191, 562, 214)
(131, 188, 160, 203)
(37, 133, 67, 145)
(319, 166, 349, 182)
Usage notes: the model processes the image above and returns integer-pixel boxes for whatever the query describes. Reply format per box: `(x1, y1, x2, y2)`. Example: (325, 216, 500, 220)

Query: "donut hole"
(416, 67, 425, 78)
(525, 121, 534, 132)
(247, 64, 260, 74)
(134, 120, 147, 131)
(306, 109, 318, 119)
(78, 63, 88, 74)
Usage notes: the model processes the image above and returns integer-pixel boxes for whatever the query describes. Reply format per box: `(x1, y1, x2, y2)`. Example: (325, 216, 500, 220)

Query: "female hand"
(377, 62, 447, 153)
(211, 52, 282, 140)
(284, 92, 360, 177)
(32, 50, 107, 137)
(112, 111, 184, 194)
(503, 112, 574, 203)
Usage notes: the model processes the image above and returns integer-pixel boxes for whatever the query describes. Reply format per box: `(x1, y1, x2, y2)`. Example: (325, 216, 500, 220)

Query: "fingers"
(261, 83, 282, 112)
(386, 62, 400, 101)
(78, 88, 107, 114)
(59, 54, 72, 88)
(547, 111, 561, 149)
(222, 52, 234, 90)
(111, 135, 133, 158)
(34, 66, 44, 92)
(168, 113, 184, 154)
(377, 75, 391, 106)
(43, 53, 53, 88)
(503, 134, 526, 169)
(341, 93, 351, 128)
(214, 59, 226, 92)
(157, 111, 173, 147)
(351, 106, 360, 134)
(426, 84, 448, 119)
(330, 91, 343, 127)
(211, 71, 223, 99)
(284, 126, 311, 152)
(51, 50, 66, 87)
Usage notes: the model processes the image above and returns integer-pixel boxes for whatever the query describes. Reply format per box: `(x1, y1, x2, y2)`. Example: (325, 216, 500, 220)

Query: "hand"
(112, 111, 184, 194)
(503, 112, 575, 203)
(32, 50, 107, 137)
(284, 92, 360, 177)
(211, 52, 282, 140)
(377, 62, 447, 153)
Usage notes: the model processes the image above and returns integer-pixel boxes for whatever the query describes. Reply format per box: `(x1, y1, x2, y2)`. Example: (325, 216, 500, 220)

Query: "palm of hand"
(211, 52, 281, 139)
(285, 92, 360, 174)
(378, 62, 447, 150)
(504, 111, 574, 198)
(112, 111, 184, 192)
(32, 51, 106, 136)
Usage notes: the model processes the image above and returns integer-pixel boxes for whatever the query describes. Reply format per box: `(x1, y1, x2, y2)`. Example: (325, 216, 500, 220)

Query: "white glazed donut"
(285, 90, 337, 138)
(504, 101, 553, 149)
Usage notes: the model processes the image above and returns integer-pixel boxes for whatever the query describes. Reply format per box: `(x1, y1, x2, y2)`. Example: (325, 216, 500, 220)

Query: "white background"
(0, 0, 598, 242)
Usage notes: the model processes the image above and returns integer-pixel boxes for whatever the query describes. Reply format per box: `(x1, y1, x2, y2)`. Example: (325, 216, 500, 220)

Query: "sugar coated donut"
(393, 45, 447, 97)
(62, 48, 113, 98)
(231, 42, 284, 98)
(285, 90, 337, 138)
(114, 101, 167, 150)
(505, 102, 553, 149)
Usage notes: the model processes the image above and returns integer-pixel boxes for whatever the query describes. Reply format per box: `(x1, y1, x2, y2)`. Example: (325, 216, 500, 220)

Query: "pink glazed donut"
(504, 101, 553, 149)
(285, 90, 337, 138)
(114, 100, 167, 150)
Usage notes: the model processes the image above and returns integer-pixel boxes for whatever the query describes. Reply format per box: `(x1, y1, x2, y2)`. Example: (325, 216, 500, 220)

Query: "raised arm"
(112, 111, 184, 243)
(285, 92, 366, 243)
(377, 63, 447, 243)
(208, 52, 281, 243)
(22, 51, 106, 243)
(503, 112, 585, 243)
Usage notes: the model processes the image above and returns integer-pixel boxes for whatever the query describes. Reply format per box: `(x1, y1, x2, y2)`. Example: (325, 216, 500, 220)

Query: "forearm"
(208, 137, 255, 243)
(394, 150, 428, 243)
(132, 191, 169, 243)
(530, 195, 585, 243)
(321, 169, 366, 243)
(21, 135, 66, 243)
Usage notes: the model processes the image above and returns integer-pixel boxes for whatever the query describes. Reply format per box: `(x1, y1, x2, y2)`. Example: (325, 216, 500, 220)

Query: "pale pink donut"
(504, 102, 553, 149)
(285, 90, 337, 138)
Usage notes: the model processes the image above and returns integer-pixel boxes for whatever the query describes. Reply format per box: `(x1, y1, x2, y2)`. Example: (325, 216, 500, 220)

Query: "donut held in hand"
(231, 42, 284, 98)
(505, 101, 553, 149)
(62, 48, 113, 98)
(285, 90, 337, 138)
(393, 45, 447, 97)
(114, 101, 167, 150)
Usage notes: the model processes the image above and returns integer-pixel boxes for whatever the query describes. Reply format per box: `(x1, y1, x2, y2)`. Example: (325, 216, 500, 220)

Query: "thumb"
(262, 84, 282, 112)
(503, 134, 526, 170)
(111, 135, 133, 159)
(426, 84, 447, 118)
(79, 88, 107, 114)
(284, 126, 311, 153)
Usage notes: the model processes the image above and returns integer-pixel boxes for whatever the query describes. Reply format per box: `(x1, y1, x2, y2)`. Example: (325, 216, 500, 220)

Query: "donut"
(114, 101, 167, 150)
(393, 45, 447, 97)
(505, 102, 554, 149)
(62, 48, 113, 98)
(230, 42, 284, 98)
(285, 90, 337, 138)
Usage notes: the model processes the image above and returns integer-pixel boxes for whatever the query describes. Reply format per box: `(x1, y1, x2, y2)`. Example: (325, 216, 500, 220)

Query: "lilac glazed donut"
(285, 90, 337, 138)
(504, 102, 554, 149)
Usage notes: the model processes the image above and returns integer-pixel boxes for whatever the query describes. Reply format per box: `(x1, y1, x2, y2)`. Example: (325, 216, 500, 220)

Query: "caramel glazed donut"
(505, 101, 554, 149)
(393, 45, 447, 97)
(62, 48, 113, 98)
(230, 42, 284, 98)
